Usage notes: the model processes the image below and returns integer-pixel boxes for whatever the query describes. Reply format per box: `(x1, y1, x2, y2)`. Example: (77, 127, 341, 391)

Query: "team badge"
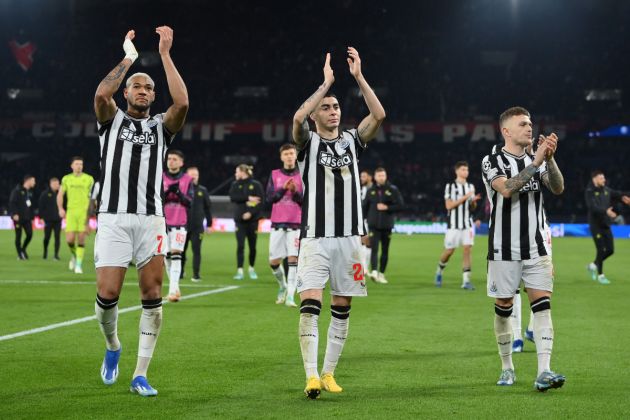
(147, 119, 158, 128)
(335, 138, 350, 155)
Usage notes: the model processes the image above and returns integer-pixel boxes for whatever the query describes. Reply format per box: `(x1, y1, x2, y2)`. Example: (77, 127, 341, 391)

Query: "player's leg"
(461, 245, 474, 290)
(74, 231, 87, 274)
(269, 229, 288, 303)
(510, 288, 523, 352)
(377, 228, 392, 283)
(597, 228, 614, 284)
(369, 229, 381, 281)
(53, 221, 61, 259)
(435, 248, 454, 287)
(234, 222, 246, 279)
(246, 222, 258, 279)
(191, 232, 202, 281)
(21, 221, 33, 259)
(166, 228, 186, 301)
(322, 236, 366, 393)
(296, 237, 328, 399)
(14, 221, 23, 259)
(488, 260, 520, 385)
(43, 221, 52, 259)
(524, 256, 565, 391)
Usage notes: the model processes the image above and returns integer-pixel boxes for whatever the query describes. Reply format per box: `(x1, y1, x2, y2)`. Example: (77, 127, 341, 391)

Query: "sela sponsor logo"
(119, 126, 157, 145)
(318, 151, 353, 169)
(519, 179, 541, 193)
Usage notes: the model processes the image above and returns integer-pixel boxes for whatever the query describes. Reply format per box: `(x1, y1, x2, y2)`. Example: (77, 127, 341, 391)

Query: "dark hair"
(374, 167, 386, 174)
(323, 92, 337, 100)
(591, 170, 604, 178)
(279, 143, 296, 153)
(360, 169, 372, 176)
(49, 176, 59, 182)
(23, 174, 35, 182)
(167, 149, 185, 160)
(454, 161, 469, 170)
(70, 156, 83, 164)
(499, 106, 531, 128)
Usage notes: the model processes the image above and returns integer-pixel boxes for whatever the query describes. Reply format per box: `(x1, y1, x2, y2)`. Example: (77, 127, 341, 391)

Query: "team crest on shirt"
(318, 151, 353, 169)
(147, 119, 158, 128)
(335, 138, 351, 155)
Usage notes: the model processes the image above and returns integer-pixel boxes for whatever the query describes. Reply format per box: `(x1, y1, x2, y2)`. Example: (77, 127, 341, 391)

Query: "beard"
(128, 99, 152, 113)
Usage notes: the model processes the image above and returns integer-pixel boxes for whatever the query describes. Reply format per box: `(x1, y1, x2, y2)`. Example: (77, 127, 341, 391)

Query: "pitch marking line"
(0, 279, 234, 288)
(0, 285, 239, 342)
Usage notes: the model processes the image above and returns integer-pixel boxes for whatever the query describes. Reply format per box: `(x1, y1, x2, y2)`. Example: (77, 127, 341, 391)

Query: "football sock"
(168, 254, 181, 294)
(462, 267, 471, 285)
(76, 245, 85, 267)
(95, 294, 120, 351)
(322, 305, 350, 375)
(299, 299, 321, 378)
(286, 262, 298, 300)
(133, 299, 162, 378)
(270, 264, 287, 288)
(531, 297, 553, 375)
(510, 290, 523, 340)
(437, 262, 446, 274)
(494, 304, 514, 370)
(68, 242, 76, 258)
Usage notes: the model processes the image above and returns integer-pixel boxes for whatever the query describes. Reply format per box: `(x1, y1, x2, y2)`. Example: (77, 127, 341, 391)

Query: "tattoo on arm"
(298, 83, 326, 111)
(101, 62, 128, 91)
(358, 122, 371, 138)
(503, 164, 537, 194)
(295, 118, 310, 145)
(543, 159, 564, 194)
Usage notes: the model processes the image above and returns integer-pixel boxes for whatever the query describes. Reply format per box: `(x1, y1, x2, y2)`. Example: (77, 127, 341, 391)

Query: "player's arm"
(9, 189, 19, 220)
(445, 194, 472, 210)
(266, 175, 284, 204)
(203, 188, 213, 229)
(492, 140, 549, 198)
(157, 26, 189, 134)
(348, 47, 386, 143)
(292, 53, 335, 148)
(386, 186, 404, 213)
(56, 185, 66, 218)
(291, 188, 303, 205)
(539, 134, 564, 195)
(94, 30, 138, 124)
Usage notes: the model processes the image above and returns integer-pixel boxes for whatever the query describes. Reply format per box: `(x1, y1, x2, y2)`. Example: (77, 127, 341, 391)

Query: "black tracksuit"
(584, 183, 628, 275)
(183, 183, 213, 278)
(9, 184, 34, 259)
(38, 187, 61, 259)
(362, 181, 404, 273)
(229, 177, 264, 268)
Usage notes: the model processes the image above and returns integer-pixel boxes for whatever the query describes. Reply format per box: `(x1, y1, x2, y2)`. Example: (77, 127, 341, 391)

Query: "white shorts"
(95, 213, 167, 269)
(269, 228, 300, 260)
(167, 226, 187, 253)
(487, 255, 554, 298)
(444, 228, 474, 249)
(297, 236, 367, 297)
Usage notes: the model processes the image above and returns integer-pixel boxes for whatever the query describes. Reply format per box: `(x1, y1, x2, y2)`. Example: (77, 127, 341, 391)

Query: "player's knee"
(300, 299, 322, 316)
(494, 303, 513, 318)
(331, 305, 351, 320)
(96, 293, 119, 309)
(270, 263, 280, 270)
(530, 296, 551, 313)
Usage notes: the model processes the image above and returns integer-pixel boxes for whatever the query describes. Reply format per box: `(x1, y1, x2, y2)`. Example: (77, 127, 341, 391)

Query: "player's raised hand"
(156, 26, 174, 56)
(323, 53, 334, 84)
(123, 30, 138, 63)
(533, 137, 549, 167)
(347, 47, 362, 78)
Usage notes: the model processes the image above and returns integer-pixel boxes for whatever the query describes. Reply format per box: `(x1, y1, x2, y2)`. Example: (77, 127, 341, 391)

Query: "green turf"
(0, 230, 628, 419)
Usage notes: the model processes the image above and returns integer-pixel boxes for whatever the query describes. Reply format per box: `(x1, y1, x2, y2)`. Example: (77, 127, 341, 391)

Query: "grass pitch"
(0, 230, 628, 419)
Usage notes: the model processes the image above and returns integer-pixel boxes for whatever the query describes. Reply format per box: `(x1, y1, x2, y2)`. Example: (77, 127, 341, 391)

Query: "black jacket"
(187, 184, 213, 233)
(585, 183, 627, 228)
(362, 182, 404, 230)
(229, 178, 264, 222)
(9, 184, 34, 221)
(38, 187, 61, 222)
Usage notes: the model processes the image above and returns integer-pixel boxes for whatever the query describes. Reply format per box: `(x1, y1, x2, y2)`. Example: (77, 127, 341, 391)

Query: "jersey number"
(157, 235, 164, 254)
(352, 263, 364, 281)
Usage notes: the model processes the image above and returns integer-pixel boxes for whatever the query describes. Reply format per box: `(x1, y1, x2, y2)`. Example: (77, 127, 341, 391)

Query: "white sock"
(527, 310, 534, 332)
(510, 292, 523, 340)
(322, 306, 350, 375)
(286, 262, 298, 300)
(494, 307, 514, 370)
(533, 307, 554, 375)
(133, 301, 162, 378)
(168, 254, 181, 294)
(299, 300, 321, 378)
(271, 264, 287, 288)
(437, 262, 446, 274)
(462, 269, 471, 286)
(95, 295, 120, 351)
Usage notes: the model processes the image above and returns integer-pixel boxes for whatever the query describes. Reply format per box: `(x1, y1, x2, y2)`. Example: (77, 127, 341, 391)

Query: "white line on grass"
(0, 279, 235, 288)
(0, 285, 239, 342)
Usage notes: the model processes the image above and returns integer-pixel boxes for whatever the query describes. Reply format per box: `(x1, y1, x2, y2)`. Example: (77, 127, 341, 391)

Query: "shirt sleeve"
(481, 154, 506, 189)
(444, 184, 451, 200)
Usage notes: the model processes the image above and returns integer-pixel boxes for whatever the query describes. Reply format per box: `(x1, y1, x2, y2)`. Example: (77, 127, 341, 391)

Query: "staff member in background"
(182, 166, 213, 283)
(363, 167, 404, 284)
(585, 170, 630, 285)
(9, 175, 36, 260)
(229, 164, 264, 280)
(39, 177, 62, 260)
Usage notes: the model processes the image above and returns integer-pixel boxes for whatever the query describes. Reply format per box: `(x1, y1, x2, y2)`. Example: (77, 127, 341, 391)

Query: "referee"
(183, 166, 213, 282)
(38, 177, 62, 260)
(585, 170, 630, 284)
(9, 175, 36, 260)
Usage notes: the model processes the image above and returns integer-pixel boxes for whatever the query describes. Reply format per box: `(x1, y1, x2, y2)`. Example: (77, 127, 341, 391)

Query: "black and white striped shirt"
(297, 129, 365, 238)
(481, 147, 550, 261)
(97, 109, 174, 216)
(444, 181, 475, 229)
